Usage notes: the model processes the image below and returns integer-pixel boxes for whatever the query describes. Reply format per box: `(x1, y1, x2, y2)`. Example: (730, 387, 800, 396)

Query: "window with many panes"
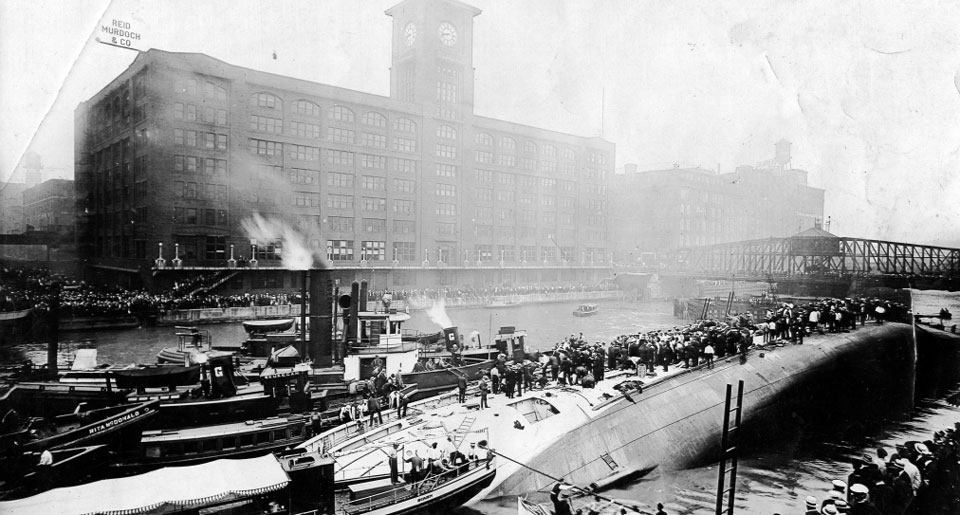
(476, 169, 493, 182)
(361, 197, 386, 211)
(437, 125, 457, 139)
(392, 220, 415, 234)
(327, 127, 355, 144)
(436, 164, 457, 177)
(324, 149, 354, 166)
(475, 132, 493, 145)
(393, 178, 415, 193)
(327, 240, 354, 261)
(436, 203, 456, 216)
(360, 154, 386, 169)
(361, 176, 385, 190)
(291, 121, 321, 139)
(361, 241, 385, 260)
(393, 158, 417, 174)
(293, 100, 321, 117)
(359, 133, 386, 148)
(362, 218, 385, 233)
(475, 188, 492, 201)
(437, 222, 456, 236)
(249, 139, 281, 156)
(288, 144, 320, 161)
(327, 194, 354, 210)
(393, 242, 416, 261)
(327, 216, 354, 232)
(436, 184, 456, 197)
(475, 150, 493, 164)
(250, 92, 282, 110)
(327, 105, 353, 122)
(393, 199, 415, 215)
(361, 112, 386, 128)
(327, 173, 353, 188)
(393, 117, 416, 133)
(436, 143, 457, 159)
(392, 137, 416, 153)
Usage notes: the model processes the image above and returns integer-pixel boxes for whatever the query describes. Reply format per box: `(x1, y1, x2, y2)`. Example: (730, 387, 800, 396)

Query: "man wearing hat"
(804, 496, 819, 515)
(886, 458, 914, 515)
(848, 484, 880, 515)
(820, 504, 838, 515)
(550, 482, 573, 515)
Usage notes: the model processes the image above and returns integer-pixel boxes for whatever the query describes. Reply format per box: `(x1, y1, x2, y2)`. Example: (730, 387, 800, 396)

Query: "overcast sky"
(2, 0, 959, 246)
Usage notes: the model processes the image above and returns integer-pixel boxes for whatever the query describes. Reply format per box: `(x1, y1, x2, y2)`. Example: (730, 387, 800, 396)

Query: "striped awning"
(0, 455, 290, 515)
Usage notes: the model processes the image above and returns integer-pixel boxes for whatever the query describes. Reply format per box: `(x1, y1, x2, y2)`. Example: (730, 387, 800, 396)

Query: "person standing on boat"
(397, 392, 409, 418)
(387, 443, 400, 484)
(367, 394, 383, 425)
(550, 483, 573, 515)
(457, 374, 468, 403)
(490, 365, 501, 394)
(479, 374, 490, 409)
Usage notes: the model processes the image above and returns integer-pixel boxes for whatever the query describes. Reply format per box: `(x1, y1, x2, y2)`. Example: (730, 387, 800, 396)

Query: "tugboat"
(572, 303, 599, 317)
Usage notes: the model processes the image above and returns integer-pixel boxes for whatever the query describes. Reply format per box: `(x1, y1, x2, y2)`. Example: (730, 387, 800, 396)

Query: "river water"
(3, 293, 959, 515)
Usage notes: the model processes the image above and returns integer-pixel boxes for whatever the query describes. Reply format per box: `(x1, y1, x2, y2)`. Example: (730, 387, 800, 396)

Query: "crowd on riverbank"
(1, 266, 620, 318)
(804, 422, 960, 515)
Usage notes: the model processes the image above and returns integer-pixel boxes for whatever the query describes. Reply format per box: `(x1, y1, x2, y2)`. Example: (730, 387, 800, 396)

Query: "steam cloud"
(425, 298, 454, 329)
(240, 212, 328, 270)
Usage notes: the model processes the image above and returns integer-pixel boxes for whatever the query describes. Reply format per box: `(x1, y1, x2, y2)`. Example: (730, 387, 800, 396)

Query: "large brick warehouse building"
(75, 0, 615, 290)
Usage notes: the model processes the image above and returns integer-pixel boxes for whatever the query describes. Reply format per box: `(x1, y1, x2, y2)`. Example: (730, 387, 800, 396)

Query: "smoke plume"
(425, 298, 454, 329)
(240, 212, 328, 270)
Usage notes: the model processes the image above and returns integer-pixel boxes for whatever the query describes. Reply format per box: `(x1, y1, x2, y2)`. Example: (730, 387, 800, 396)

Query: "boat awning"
(0, 454, 290, 515)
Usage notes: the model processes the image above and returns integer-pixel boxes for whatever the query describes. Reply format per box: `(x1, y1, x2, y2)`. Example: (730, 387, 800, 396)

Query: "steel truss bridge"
(655, 235, 960, 282)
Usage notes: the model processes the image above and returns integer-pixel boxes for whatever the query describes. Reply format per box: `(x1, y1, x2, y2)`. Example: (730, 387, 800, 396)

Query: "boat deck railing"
(338, 457, 495, 515)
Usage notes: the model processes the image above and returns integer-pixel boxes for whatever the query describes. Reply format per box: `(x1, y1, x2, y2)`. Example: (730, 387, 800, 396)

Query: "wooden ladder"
(715, 380, 744, 515)
(452, 416, 477, 449)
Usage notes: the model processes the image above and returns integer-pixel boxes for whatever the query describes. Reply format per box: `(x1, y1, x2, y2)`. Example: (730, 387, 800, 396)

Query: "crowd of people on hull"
(804, 423, 960, 515)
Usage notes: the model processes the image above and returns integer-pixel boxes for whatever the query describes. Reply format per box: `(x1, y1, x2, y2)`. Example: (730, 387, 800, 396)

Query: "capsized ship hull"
(477, 323, 915, 501)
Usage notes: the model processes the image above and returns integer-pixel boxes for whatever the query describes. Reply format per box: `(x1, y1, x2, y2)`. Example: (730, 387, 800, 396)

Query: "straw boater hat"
(804, 496, 818, 509)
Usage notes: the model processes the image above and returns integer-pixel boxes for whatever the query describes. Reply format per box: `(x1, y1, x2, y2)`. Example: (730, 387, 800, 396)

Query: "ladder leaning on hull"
(715, 380, 744, 515)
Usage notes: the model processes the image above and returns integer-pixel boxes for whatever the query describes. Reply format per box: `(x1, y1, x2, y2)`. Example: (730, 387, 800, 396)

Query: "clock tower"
(386, 0, 481, 114)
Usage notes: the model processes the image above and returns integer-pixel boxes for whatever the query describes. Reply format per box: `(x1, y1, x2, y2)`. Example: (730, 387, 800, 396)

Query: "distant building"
(75, 0, 614, 290)
(23, 179, 76, 235)
(610, 140, 824, 261)
(0, 181, 25, 235)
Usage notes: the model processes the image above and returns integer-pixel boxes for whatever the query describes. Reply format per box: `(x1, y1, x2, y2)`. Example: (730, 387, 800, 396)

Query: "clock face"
(438, 21, 457, 46)
(403, 22, 417, 46)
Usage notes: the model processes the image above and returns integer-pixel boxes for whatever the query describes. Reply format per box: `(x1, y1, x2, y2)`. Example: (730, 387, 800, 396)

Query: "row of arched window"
(474, 132, 582, 161)
(248, 92, 417, 133)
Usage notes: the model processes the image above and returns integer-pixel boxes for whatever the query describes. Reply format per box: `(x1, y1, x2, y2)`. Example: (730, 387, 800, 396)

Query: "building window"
(294, 194, 319, 207)
(361, 197, 386, 212)
(327, 172, 354, 188)
(517, 176, 536, 188)
(393, 242, 416, 261)
(499, 137, 516, 151)
(392, 158, 417, 174)
(541, 177, 557, 188)
(175, 78, 198, 96)
(289, 168, 318, 185)
(293, 99, 321, 117)
(327, 216, 354, 232)
(499, 154, 516, 167)
(324, 149, 354, 166)
(328, 105, 355, 123)
(436, 184, 456, 197)
(430, 164, 455, 178)
(476, 132, 493, 145)
(362, 218, 386, 233)
(520, 158, 536, 171)
(392, 220, 415, 234)
(437, 125, 457, 140)
(437, 222, 456, 236)
(291, 121, 321, 139)
(327, 194, 354, 210)
(437, 81, 458, 103)
(327, 127, 355, 144)
(475, 207, 492, 220)
(327, 240, 354, 261)
(496, 191, 515, 202)
(205, 236, 226, 260)
(436, 143, 457, 159)
(541, 195, 556, 207)
(361, 112, 387, 128)
(392, 137, 416, 153)
(475, 188, 492, 201)
(497, 245, 515, 262)
(393, 199, 415, 215)
(360, 176, 386, 190)
(203, 132, 215, 149)
(475, 150, 493, 164)
(174, 103, 184, 119)
(360, 154, 386, 169)
(359, 132, 386, 148)
(542, 145, 558, 158)
(475, 245, 493, 262)
(393, 178, 415, 193)
(497, 172, 515, 186)
(476, 169, 493, 182)
(249, 138, 282, 156)
(561, 148, 576, 161)
(250, 92, 282, 110)
(288, 144, 320, 161)
(436, 203, 456, 216)
(361, 241, 385, 261)
(393, 117, 416, 133)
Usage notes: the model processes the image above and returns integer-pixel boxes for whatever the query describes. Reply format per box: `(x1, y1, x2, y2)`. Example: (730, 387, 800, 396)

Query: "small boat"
(573, 303, 600, 317)
(0, 399, 159, 454)
(242, 318, 296, 333)
(0, 454, 291, 515)
(114, 413, 314, 472)
(156, 326, 234, 365)
(483, 297, 522, 309)
(0, 445, 110, 501)
(518, 494, 648, 515)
